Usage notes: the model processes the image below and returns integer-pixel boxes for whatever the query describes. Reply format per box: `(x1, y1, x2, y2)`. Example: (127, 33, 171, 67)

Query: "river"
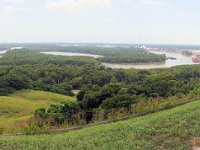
(41, 51, 200, 69)
(0, 47, 23, 57)
(0, 50, 7, 58)
(103, 51, 199, 69)
(0, 50, 7, 54)
(40, 52, 102, 58)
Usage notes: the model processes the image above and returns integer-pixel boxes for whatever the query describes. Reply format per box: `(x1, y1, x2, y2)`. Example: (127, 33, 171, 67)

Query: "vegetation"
(1, 100, 200, 150)
(0, 49, 99, 66)
(0, 90, 75, 134)
(0, 49, 200, 130)
(0, 49, 102, 96)
(34, 64, 200, 126)
(43, 46, 166, 63)
(98, 51, 166, 63)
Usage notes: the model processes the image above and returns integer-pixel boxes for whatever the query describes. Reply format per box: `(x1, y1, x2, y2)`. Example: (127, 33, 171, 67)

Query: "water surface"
(103, 51, 200, 69)
(41, 51, 200, 69)
(41, 52, 102, 58)
(0, 50, 7, 54)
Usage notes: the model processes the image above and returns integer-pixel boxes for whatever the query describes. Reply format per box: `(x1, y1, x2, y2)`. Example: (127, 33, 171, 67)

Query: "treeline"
(1, 48, 200, 127)
(0, 63, 113, 96)
(40, 46, 145, 56)
(40, 46, 166, 63)
(98, 51, 166, 63)
(0, 49, 199, 98)
(35, 63, 200, 125)
(0, 49, 99, 66)
(0, 49, 102, 96)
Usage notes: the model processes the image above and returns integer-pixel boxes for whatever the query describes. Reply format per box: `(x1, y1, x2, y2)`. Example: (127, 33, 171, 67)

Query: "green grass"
(1, 99, 200, 150)
(0, 90, 75, 134)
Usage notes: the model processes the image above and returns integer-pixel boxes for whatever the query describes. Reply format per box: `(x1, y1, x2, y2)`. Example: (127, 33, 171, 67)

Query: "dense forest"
(0, 48, 200, 127)
(34, 64, 200, 125)
(37, 46, 166, 63)
(98, 51, 166, 63)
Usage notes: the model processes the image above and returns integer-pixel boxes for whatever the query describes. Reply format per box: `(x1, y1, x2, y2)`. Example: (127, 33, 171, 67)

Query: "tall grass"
(1, 100, 200, 150)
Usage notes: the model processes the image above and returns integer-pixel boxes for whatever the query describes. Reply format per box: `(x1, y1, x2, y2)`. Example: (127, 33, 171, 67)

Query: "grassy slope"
(0, 90, 75, 133)
(1, 100, 200, 150)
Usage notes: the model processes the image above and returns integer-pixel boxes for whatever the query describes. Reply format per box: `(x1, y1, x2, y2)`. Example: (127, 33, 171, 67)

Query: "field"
(0, 90, 75, 134)
(1, 99, 200, 150)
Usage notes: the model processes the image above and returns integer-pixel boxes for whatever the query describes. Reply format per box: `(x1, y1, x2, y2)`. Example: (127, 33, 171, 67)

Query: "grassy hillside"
(0, 90, 75, 134)
(1, 100, 200, 150)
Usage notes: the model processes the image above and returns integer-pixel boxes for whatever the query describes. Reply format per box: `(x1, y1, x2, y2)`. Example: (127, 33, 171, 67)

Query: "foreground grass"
(1, 100, 200, 150)
(0, 90, 75, 134)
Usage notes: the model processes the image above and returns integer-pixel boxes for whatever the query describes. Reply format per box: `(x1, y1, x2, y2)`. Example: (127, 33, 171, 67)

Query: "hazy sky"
(0, 0, 200, 44)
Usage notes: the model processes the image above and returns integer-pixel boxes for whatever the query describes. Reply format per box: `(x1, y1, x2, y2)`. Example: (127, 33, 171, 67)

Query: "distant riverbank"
(40, 52, 103, 58)
(41, 50, 200, 69)
(103, 50, 200, 69)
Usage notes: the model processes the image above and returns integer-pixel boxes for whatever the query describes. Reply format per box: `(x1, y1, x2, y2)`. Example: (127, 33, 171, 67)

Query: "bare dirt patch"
(192, 138, 200, 150)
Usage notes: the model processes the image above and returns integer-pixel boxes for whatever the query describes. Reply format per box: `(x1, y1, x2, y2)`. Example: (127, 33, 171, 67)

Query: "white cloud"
(3, 5, 16, 14)
(5, 0, 23, 2)
(4, 0, 23, 3)
(134, 0, 163, 7)
(46, 0, 112, 11)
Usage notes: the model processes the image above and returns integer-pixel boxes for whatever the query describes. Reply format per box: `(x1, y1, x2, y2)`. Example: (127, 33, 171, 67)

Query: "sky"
(0, 0, 200, 44)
